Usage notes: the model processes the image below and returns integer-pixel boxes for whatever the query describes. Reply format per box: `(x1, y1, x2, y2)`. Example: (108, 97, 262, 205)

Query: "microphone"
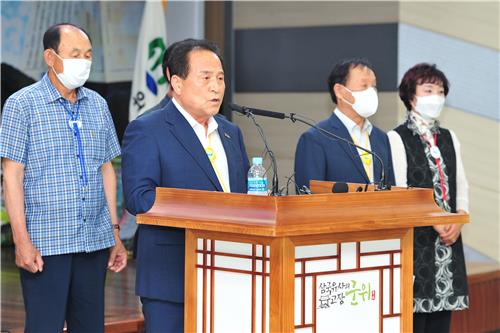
(287, 113, 390, 191)
(230, 103, 391, 192)
(229, 103, 281, 196)
(300, 185, 312, 195)
(332, 182, 349, 193)
(229, 103, 286, 120)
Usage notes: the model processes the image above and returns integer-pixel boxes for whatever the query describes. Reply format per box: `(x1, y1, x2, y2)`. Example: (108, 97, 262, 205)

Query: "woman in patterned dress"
(387, 63, 469, 333)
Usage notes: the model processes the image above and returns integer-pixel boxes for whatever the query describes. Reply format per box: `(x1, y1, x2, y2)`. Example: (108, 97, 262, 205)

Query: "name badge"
(205, 147, 216, 162)
(68, 120, 83, 130)
(430, 145, 441, 159)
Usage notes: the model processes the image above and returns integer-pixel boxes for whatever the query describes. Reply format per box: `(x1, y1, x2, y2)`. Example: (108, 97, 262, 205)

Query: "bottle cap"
(252, 157, 263, 165)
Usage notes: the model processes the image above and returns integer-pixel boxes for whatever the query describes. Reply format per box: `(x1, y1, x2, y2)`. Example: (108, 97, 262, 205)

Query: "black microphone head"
(332, 182, 349, 193)
(299, 185, 312, 195)
(375, 182, 392, 191)
(229, 103, 245, 115)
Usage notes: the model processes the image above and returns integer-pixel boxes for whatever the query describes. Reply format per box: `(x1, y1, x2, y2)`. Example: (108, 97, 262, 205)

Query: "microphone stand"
(242, 108, 280, 196)
(287, 113, 390, 191)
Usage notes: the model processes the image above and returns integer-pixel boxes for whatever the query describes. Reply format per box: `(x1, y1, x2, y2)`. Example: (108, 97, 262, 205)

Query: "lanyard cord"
(205, 133, 229, 192)
(351, 131, 373, 182)
(432, 133, 448, 202)
(59, 99, 88, 188)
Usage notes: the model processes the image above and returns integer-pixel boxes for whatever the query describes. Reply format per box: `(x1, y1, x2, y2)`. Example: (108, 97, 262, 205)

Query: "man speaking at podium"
(295, 58, 394, 189)
(121, 39, 250, 332)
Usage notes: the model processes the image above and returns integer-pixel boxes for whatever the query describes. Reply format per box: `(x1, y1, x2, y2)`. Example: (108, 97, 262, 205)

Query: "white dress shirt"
(334, 108, 374, 181)
(172, 98, 231, 192)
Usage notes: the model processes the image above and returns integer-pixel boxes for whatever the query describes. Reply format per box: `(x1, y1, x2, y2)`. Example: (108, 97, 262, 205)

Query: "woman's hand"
(439, 223, 463, 246)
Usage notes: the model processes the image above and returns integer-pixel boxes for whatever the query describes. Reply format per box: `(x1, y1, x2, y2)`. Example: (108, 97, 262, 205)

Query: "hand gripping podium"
(137, 181, 468, 333)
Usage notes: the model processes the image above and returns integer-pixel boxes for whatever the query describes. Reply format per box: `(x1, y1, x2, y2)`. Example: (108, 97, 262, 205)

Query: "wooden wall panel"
(204, 1, 226, 54)
(450, 270, 500, 333)
(400, 2, 499, 50)
(234, 1, 399, 29)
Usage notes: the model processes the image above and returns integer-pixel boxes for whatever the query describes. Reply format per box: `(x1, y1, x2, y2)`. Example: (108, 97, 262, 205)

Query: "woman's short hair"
(398, 63, 449, 111)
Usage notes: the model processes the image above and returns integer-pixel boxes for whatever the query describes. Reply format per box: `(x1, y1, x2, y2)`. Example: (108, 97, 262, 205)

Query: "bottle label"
(247, 177, 268, 195)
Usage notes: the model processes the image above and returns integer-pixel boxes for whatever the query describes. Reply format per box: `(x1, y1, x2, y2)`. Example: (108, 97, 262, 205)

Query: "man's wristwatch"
(113, 224, 120, 231)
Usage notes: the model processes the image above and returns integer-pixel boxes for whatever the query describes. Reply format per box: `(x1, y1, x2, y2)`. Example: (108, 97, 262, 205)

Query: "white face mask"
(342, 86, 379, 118)
(52, 51, 91, 90)
(414, 95, 445, 119)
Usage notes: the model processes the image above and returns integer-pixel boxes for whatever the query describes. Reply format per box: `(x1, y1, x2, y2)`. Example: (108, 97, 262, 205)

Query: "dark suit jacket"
(294, 112, 394, 190)
(121, 100, 249, 302)
(139, 95, 171, 118)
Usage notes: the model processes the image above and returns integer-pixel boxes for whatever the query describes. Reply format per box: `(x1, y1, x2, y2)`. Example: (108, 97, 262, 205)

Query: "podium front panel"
(189, 231, 406, 333)
(294, 240, 402, 333)
(196, 238, 271, 333)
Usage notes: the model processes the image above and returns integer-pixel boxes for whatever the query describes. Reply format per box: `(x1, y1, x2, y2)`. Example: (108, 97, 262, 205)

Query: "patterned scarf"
(406, 111, 451, 212)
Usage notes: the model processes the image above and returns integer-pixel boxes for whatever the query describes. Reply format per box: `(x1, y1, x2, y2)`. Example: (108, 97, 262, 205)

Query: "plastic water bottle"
(247, 157, 268, 195)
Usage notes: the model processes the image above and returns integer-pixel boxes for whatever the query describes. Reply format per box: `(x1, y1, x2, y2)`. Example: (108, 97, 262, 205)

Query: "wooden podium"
(137, 181, 468, 333)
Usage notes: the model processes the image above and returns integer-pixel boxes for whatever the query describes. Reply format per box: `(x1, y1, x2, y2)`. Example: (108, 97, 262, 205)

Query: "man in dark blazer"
(121, 39, 250, 332)
(295, 58, 394, 190)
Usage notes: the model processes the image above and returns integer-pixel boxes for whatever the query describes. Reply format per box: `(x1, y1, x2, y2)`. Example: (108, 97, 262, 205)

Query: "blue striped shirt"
(0, 74, 121, 256)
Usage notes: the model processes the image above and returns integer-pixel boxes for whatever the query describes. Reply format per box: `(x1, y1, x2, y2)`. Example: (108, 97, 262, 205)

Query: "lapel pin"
(224, 132, 231, 139)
